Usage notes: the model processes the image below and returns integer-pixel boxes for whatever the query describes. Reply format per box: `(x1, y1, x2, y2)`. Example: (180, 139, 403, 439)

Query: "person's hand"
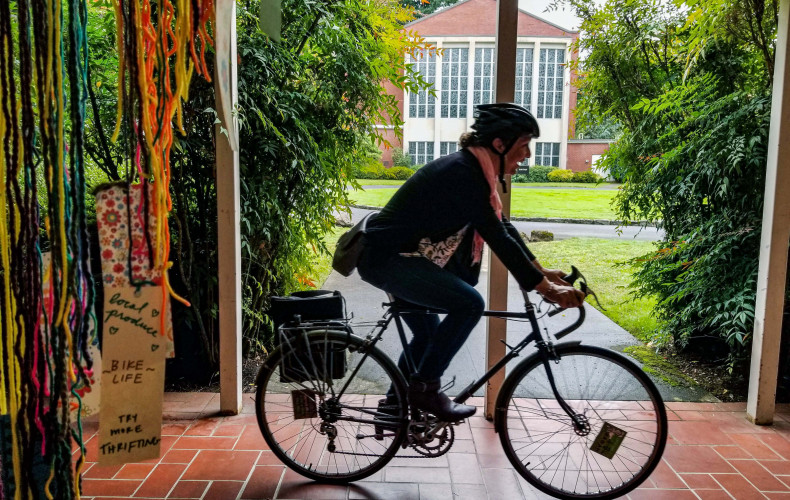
(542, 268, 571, 286)
(534, 278, 586, 309)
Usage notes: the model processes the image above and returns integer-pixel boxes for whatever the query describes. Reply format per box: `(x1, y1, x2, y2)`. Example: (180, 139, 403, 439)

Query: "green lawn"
(349, 186, 620, 220)
(528, 238, 658, 342)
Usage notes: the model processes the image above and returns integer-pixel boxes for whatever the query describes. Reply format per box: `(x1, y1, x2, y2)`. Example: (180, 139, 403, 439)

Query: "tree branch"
(86, 64, 121, 180)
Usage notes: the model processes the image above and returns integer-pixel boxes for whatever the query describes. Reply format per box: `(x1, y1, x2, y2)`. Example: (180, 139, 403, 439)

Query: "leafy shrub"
(410, 164, 424, 171)
(572, 170, 602, 183)
(512, 166, 557, 183)
(547, 169, 575, 182)
(358, 164, 385, 179)
(391, 147, 413, 168)
(526, 165, 558, 182)
(384, 166, 414, 180)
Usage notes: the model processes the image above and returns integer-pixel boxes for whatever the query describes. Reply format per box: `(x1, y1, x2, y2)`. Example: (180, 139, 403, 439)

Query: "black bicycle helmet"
(471, 103, 540, 192)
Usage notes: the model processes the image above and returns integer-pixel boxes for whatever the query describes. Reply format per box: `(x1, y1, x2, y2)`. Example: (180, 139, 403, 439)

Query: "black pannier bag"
(269, 290, 348, 383)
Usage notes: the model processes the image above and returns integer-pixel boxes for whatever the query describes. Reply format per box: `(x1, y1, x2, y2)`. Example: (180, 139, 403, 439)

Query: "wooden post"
(215, 0, 242, 415)
(747, 0, 790, 425)
(484, 0, 518, 420)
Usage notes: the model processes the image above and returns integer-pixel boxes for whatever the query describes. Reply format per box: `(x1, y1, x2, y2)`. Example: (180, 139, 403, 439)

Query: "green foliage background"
(566, 0, 777, 368)
(83, 0, 431, 368)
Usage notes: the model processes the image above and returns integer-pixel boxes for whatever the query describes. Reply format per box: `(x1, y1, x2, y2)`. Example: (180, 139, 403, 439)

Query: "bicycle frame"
(352, 291, 588, 425)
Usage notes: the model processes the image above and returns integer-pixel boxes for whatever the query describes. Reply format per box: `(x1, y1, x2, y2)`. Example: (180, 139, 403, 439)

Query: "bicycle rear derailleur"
(406, 411, 455, 457)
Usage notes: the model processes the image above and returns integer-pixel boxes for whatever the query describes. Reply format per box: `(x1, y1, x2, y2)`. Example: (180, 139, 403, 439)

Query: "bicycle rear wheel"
(496, 344, 667, 499)
(255, 329, 408, 483)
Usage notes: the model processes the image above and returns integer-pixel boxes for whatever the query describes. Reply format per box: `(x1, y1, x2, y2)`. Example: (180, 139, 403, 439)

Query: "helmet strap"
(491, 137, 519, 195)
(498, 154, 507, 194)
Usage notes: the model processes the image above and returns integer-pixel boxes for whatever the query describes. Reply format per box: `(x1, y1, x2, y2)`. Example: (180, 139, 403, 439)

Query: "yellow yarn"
(110, 0, 125, 143)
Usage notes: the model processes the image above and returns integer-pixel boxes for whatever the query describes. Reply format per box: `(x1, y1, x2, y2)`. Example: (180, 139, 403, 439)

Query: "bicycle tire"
(495, 344, 668, 499)
(255, 329, 409, 483)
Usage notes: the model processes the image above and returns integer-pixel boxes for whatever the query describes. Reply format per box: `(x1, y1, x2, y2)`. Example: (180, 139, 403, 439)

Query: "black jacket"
(365, 150, 544, 290)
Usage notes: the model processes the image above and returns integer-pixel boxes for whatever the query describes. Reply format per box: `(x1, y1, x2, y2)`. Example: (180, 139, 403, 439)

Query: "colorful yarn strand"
(0, 0, 93, 496)
(111, 0, 214, 338)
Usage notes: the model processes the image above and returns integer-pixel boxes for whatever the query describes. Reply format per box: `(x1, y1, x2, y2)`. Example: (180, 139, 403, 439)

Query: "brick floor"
(73, 393, 790, 499)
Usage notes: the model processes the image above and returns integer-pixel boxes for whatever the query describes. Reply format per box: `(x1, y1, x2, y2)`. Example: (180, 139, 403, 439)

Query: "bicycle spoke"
(256, 331, 407, 482)
(499, 346, 666, 498)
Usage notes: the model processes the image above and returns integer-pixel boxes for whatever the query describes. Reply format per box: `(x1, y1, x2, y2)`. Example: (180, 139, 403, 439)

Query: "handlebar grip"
(562, 265, 580, 285)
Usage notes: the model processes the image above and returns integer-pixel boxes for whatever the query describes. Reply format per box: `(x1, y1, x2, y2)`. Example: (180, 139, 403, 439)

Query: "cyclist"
(357, 102, 585, 422)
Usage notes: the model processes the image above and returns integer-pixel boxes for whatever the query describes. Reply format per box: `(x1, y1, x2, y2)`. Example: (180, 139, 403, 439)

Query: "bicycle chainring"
(408, 418, 455, 457)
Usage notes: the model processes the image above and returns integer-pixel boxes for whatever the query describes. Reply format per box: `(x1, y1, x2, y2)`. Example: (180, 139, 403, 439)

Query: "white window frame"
(440, 48, 469, 118)
(409, 142, 435, 165)
(408, 48, 436, 119)
(537, 48, 565, 119)
(440, 141, 459, 156)
(535, 142, 560, 167)
(473, 46, 495, 106)
(515, 47, 534, 110)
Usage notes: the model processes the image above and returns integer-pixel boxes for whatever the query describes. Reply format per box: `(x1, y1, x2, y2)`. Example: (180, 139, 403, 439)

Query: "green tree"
(564, 0, 776, 367)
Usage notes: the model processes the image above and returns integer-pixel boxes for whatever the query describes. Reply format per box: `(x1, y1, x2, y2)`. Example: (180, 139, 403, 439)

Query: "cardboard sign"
(98, 286, 168, 465)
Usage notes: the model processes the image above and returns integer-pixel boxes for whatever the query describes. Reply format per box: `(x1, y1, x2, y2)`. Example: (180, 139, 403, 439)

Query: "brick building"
(378, 0, 610, 173)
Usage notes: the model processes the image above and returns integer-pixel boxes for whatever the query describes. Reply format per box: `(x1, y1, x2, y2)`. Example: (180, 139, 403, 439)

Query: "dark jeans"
(357, 246, 485, 384)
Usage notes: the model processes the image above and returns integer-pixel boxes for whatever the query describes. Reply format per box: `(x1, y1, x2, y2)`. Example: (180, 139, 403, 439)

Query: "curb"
(350, 205, 659, 228)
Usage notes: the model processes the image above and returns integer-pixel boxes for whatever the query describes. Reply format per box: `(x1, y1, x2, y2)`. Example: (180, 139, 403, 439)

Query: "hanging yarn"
(110, 0, 215, 338)
(1, 0, 93, 496)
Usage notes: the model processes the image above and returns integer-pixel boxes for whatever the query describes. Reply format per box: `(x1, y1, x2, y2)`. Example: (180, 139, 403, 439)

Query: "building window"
(473, 47, 494, 106)
(441, 48, 468, 118)
(408, 48, 436, 118)
(535, 142, 560, 167)
(537, 48, 565, 119)
(515, 48, 534, 110)
(440, 141, 458, 156)
(409, 142, 435, 165)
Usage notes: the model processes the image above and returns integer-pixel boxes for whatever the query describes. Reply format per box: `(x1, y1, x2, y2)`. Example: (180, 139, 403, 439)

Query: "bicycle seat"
(385, 293, 449, 315)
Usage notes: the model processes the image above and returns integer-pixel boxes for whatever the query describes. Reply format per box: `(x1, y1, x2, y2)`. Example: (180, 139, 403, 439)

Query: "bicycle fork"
(538, 343, 592, 436)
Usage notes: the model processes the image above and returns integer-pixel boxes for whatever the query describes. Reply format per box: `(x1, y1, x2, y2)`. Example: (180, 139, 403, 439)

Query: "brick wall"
(566, 141, 611, 172)
(409, 0, 575, 36)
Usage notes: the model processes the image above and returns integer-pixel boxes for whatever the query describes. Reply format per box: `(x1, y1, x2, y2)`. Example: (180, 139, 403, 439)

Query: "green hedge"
(512, 165, 557, 183)
(573, 170, 602, 183)
(544, 169, 602, 183)
(547, 169, 575, 182)
(384, 166, 414, 180)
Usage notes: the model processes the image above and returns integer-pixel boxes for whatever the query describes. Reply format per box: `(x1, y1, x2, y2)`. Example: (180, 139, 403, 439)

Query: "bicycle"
(254, 268, 668, 499)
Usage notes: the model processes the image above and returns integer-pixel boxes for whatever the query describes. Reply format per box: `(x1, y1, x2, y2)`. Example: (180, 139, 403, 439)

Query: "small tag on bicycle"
(590, 422, 627, 459)
(291, 389, 318, 419)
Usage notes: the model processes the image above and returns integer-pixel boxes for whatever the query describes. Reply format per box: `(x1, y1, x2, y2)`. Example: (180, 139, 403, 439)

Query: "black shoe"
(408, 379, 476, 422)
(374, 398, 401, 440)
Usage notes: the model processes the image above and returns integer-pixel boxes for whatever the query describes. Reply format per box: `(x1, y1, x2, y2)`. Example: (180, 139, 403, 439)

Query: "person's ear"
(491, 138, 505, 154)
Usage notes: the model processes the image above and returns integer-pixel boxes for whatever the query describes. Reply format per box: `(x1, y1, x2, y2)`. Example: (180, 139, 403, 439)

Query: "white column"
(467, 40, 477, 133)
(747, 0, 790, 425)
(485, 0, 518, 420)
(215, 0, 242, 415)
(432, 40, 444, 162)
(559, 42, 571, 170)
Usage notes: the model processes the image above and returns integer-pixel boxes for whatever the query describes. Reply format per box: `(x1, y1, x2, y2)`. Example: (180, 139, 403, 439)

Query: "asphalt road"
(343, 206, 663, 241)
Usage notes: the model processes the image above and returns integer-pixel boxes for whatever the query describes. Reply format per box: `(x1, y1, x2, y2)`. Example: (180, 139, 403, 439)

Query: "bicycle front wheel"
(255, 329, 409, 483)
(496, 344, 667, 499)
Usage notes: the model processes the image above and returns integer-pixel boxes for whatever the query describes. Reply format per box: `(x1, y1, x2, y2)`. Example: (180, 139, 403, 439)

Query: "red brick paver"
(73, 393, 790, 499)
